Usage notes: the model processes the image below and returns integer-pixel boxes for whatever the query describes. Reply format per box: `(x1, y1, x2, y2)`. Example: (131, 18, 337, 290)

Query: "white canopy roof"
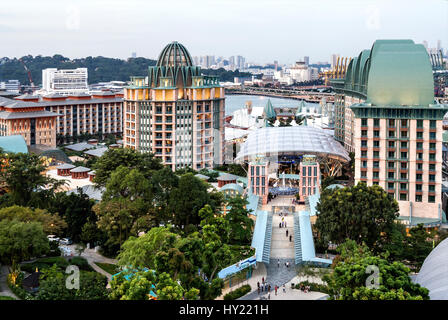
(235, 126, 350, 162)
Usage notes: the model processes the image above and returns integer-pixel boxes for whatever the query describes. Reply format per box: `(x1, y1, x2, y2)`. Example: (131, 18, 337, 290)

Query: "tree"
(0, 220, 49, 265)
(93, 148, 162, 187)
(46, 191, 96, 242)
(315, 183, 399, 248)
(324, 240, 429, 300)
(0, 153, 65, 206)
(117, 227, 177, 269)
(0, 205, 67, 236)
(94, 166, 156, 253)
(156, 272, 184, 300)
(225, 196, 254, 245)
(168, 173, 214, 230)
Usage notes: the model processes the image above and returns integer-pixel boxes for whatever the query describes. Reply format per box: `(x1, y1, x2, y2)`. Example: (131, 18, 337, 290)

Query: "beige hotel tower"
(123, 42, 225, 171)
(332, 40, 448, 227)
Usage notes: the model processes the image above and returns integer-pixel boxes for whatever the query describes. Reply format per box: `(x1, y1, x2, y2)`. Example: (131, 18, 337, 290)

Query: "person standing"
(277, 259, 280, 268)
(286, 229, 289, 237)
(262, 277, 264, 284)
(279, 222, 281, 228)
(275, 285, 278, 295)
(268, 284, 271, 292)
(289, 235, 292, 242)
(283, 284, 286, 293)
(285, 221, 287, 228)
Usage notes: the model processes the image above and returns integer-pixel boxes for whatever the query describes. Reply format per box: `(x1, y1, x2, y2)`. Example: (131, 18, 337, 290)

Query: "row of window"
(361, 119, 437, 129)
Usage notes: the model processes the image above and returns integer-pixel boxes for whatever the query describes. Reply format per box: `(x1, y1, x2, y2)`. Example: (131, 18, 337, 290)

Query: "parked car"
(47, 235, 60, 242)
(60, 238, 73, 245)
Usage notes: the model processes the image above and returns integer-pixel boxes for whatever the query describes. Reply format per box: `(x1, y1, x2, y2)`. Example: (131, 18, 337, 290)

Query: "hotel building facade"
(0, 91, 123, 148)
(332, 40, 448, 225)
(123, 41, 225, 171)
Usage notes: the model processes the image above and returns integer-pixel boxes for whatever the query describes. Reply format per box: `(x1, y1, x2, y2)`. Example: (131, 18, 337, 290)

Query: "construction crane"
(19, 58, 35, 88)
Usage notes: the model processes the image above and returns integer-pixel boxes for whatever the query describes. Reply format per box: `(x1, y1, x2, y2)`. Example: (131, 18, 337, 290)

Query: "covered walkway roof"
(0, 135, 28, 154)
(235, 126, 350, 162)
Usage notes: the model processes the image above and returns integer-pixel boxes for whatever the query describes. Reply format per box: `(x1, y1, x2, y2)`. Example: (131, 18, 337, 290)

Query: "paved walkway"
(216, 263, 267, 300)
(65, 245, 118, 282)
(0, 266, 19, 300)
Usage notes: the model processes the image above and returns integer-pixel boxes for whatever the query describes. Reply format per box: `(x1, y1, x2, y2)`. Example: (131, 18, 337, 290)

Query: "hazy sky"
(1, 0, 447, 64)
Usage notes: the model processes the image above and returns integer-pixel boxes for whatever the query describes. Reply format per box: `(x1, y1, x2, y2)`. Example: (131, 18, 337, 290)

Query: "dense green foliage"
(0, 153, 64, 206)
(92, 148, 163, 187)
(315, 183, 399, 248)
(223, 284, 251, 300)
(0, 219, 49, 265)
(0, 55, 155, 85)
(324, 240, 429, 300)
(0, 205, 67, 236)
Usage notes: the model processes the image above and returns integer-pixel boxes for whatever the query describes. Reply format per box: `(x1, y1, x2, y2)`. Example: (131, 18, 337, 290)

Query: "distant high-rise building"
(423, 40, 429, 51)
(331, 54, 340, 69)
(39, 68, 88, 96)
(131, 52, 137, 58)
(437, 40, 442, 51)
(304, 56, 310, 66)
(236, 56, 245, 70)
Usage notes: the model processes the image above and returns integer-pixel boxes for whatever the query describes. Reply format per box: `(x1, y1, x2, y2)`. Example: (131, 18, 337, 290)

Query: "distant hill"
(0, 55, 252, 85)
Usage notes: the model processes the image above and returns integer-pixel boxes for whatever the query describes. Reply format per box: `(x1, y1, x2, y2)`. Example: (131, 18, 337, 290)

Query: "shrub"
(294, 280, 329, 294)
(223, 284, 251, 300)
(69, 257, 92, 271)
(20, 257, 69, 273)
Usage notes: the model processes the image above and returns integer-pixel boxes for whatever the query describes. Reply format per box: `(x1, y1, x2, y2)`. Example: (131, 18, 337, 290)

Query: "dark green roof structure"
(334, 40, 436, 106)
(148, 41, 201, 88)
(263, 99, 276, 119)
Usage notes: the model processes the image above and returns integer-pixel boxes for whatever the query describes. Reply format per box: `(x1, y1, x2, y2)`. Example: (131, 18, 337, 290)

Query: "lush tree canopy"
(0, 205, 67, 236)
(315, 183, 399, 248)
(92, 148, 162, 187)
(324, 240, 429, 300)
(0, 219, 49, 264)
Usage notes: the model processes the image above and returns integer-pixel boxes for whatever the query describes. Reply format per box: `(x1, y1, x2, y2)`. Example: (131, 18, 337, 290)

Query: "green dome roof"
(156, 41, 194, 68)
(342, 40, 435, 106)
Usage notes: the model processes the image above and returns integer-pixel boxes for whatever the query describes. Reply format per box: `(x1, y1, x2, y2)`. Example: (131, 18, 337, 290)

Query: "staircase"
(262, 212, 273, 264)
(293, 212, 303, 265)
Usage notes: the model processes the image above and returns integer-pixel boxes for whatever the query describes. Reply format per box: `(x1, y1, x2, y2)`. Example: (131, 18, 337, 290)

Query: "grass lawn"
(0, 296, 16, 300)
(94, 262, 119, 275)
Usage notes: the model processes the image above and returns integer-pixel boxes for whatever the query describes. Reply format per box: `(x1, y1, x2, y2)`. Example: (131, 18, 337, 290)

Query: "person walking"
(285, 221, 287, 228)
(277, 259, 280, 268)
(283, 284, 286, 293)
(279, 222, 281, 228)
(275, 285, 278, 295)
(257, 281, 260, 290)
(268, 284, 271, 292)
(262, 277, 264, 284)
(286, 229, 289, 237)
(289, 235, 292, 242)
(268, 293, 271, 300)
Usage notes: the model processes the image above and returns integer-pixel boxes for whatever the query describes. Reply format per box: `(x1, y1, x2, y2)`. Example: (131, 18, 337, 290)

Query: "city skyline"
(0, 0, 446, 65)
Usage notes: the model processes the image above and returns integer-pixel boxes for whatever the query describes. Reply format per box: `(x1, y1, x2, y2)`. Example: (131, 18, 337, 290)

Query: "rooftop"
(0, 135, 28, 154)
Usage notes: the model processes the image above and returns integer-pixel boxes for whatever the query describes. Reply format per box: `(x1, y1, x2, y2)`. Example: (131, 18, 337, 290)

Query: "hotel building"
(0, 91, 123, 148)
(123, 41, 225, 171)
(332, 40, 448, 225)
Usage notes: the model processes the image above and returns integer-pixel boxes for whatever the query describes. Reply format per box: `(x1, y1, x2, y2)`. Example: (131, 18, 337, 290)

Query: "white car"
(60, 238, 73, 245)
(47, 235, 60, 242)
